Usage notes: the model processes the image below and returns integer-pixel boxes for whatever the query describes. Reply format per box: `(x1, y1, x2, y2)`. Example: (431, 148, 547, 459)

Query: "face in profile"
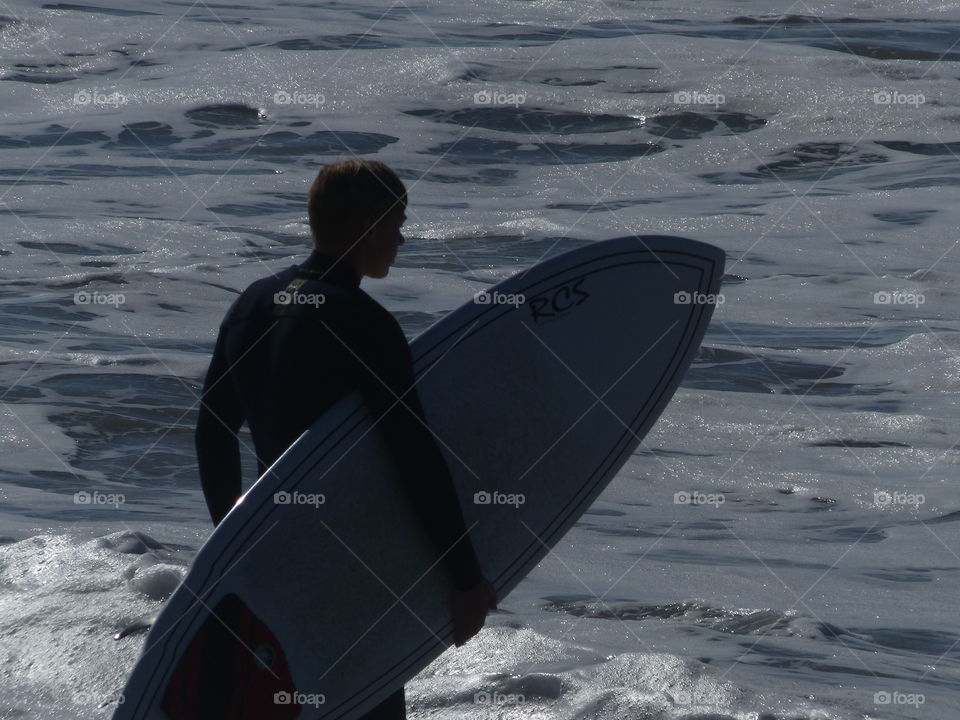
(358, 207, 406, 279)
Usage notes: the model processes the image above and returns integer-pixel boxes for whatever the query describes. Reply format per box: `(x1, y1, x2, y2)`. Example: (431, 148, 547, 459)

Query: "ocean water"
(2, 0, 960, 718)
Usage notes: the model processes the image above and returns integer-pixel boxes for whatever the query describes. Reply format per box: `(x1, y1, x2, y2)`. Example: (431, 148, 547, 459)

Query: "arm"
(337, 307, 485, 592)
(196, 325, 246, 526)
(346, 312, 496, 645)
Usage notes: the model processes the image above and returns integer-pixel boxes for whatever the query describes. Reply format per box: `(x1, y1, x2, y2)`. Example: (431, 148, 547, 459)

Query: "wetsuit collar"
(298, 250, 362, 288)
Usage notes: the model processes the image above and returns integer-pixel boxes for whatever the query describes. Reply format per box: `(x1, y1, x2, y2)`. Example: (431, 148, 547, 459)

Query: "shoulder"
(353, 288, 406, 336)
(219, 267, 298, 325)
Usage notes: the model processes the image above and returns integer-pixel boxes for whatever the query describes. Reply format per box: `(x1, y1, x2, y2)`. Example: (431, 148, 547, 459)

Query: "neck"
(304, 247, 363, 285)
(312, 242, 364, 277)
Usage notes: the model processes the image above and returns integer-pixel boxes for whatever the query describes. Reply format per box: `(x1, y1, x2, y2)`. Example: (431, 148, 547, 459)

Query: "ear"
(355, 215, 377, 239)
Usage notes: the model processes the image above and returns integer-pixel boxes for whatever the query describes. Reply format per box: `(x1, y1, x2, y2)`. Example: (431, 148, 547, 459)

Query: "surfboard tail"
(160, 593, 300, 719)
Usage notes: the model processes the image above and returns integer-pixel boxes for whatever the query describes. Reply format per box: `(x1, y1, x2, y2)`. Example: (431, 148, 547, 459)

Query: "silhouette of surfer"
(196, 159, 497, 719)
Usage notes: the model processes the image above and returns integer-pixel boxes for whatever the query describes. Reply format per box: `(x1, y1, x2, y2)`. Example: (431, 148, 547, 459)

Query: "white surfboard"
(113, 235, 724, 720)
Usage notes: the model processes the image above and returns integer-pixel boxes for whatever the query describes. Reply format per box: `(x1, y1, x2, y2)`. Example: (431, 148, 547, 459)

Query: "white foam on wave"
(410, 625, 756, 719)
(0, 529, 196, 720)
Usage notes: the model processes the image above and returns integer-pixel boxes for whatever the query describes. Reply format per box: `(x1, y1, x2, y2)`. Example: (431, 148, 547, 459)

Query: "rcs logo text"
(528, 277, 589, 324)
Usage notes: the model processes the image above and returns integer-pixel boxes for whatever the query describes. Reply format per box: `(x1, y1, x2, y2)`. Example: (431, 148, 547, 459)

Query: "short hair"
(307, 159, 407, 247)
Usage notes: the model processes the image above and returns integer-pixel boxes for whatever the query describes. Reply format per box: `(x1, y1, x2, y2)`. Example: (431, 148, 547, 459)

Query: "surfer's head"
(308, 159, 407, 278)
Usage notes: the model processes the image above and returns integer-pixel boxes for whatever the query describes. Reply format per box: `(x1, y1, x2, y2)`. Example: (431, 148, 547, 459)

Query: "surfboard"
(113, 235, 724, 720)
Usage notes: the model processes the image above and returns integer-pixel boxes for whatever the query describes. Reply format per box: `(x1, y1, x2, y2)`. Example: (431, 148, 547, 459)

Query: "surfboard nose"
(160, 593, 300, 719)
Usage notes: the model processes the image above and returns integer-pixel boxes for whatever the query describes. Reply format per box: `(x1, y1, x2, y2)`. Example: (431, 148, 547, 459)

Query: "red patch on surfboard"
(161, 593, 299, 719)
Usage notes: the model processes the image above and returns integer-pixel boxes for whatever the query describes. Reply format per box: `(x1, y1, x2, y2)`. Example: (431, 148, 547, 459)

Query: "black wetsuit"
(195, 250, 483, 720)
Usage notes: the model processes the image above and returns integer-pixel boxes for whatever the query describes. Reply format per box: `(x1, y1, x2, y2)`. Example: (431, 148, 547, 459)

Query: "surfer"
(196, 158, 497, 718)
